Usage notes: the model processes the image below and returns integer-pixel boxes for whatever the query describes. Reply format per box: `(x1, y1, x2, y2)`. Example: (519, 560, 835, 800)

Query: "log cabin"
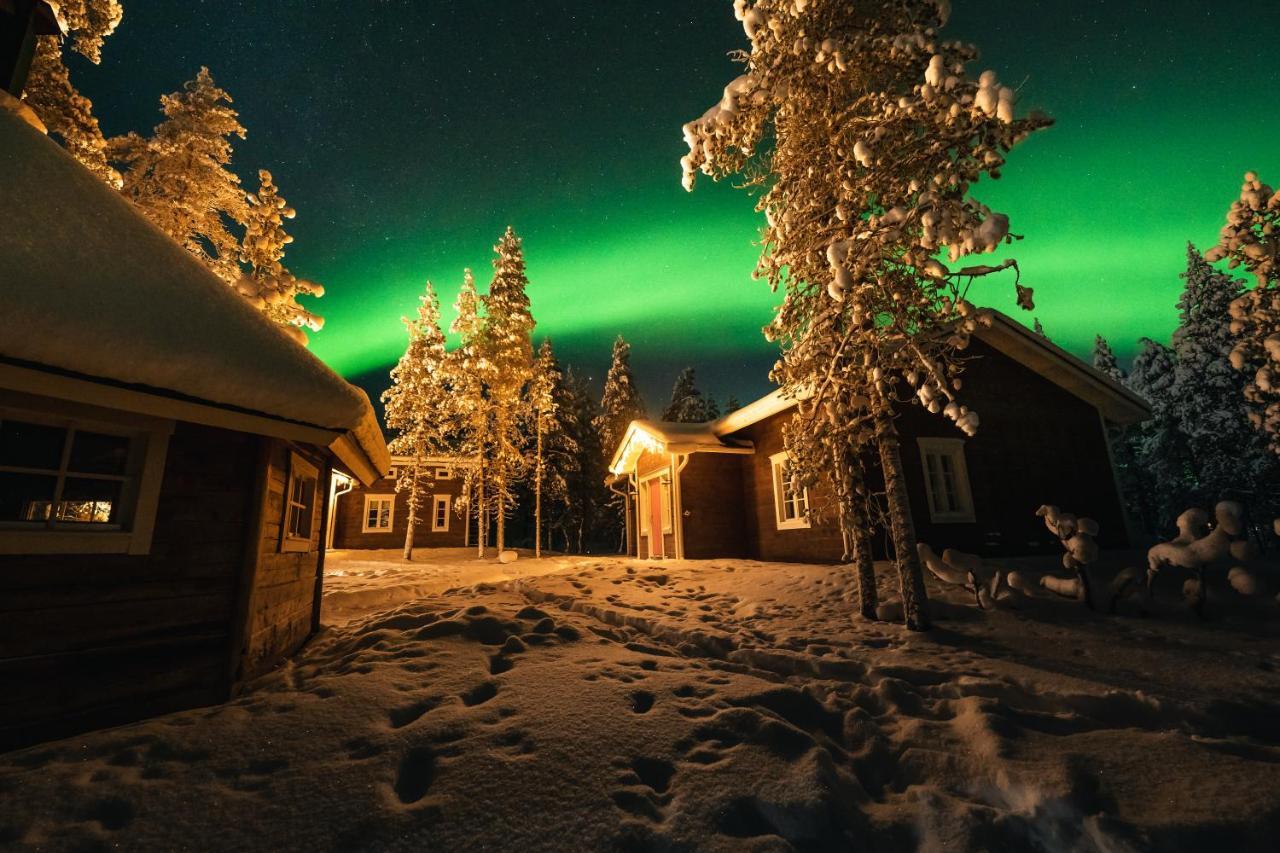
(328, 455, 471, 551)
(0, 91, 390, 749)
(608, 312, 1150, 563)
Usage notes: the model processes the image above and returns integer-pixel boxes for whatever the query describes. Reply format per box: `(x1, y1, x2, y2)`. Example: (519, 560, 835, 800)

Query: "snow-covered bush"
(1035, 506, 1101, 609)
(1146, 501, 1266, 615)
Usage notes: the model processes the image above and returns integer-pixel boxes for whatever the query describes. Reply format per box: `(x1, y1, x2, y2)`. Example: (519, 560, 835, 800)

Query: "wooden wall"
(331, 472, 467, 550)
(0, 422, 256, 750)
(679, 454, 749, 559)
(232, 441, 328, 683)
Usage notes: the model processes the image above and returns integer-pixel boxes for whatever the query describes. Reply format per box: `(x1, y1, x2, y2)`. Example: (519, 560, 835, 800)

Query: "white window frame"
(0, 400, 172, 556)
(282, 451, 320, 553)
(917, 437, 976, 524)
(434, 467, 452, 480)
(431, 494, 451, 533)
(769, 451, 810, 531)
(637, 469, 673, 537)
(361, 493, 395, 533)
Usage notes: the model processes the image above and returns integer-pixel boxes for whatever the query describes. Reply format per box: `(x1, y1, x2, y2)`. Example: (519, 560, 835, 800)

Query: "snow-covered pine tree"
(22, 0, 123, 187)
(723, 395, 742, 415)
(1128, 338, 1196, 533)
(597, 336, 646, 455)
(1205, 172, 1280, 455)
(1092, 335, 1125, 383)
(1172, 245, 1277, 510)
(528, 339, 566, 558)
(448, 269, 492, 556)
(382, 283, 454, 561)
(110, 67, 248, 283)
(681, 0, 1050, 630)
(1033, 318, 1047, 338)
(236, 170, 325, 344)
(662, 367, 713, 423)
(482, 227, 536, 554)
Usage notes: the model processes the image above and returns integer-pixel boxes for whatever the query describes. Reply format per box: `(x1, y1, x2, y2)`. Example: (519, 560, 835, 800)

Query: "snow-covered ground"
(3, 551, 1279, 851)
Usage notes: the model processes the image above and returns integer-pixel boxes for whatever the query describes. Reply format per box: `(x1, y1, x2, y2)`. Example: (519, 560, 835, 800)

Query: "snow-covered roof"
(608, 419, 754, 475)
(711, 311, 1152, 439)
(0, 107, 389, 484)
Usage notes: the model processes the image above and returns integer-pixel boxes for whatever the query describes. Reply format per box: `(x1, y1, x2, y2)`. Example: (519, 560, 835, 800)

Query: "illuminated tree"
(681, 0, 1050, 629)
(23, 0, 123, 187)
(1205, 172, 1280, 455)
(383, 283, 454, 561)
(448, 269, 492, 556)
(110, 67, 248, 283)
(528, 339, 574, 557)
(235, 170, 325, 344)
(598, 336, 645, 452)
(481, 227, 536, 554)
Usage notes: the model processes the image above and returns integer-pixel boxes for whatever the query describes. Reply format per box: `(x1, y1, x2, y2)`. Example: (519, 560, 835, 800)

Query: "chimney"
(0, 0, 63, 97)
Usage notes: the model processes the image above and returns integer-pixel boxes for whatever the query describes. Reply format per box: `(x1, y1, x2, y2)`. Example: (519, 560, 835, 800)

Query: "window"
(637, 472, 673, 536)
(434, 467, 452, 480)
(362, 494, 395, 533)
(282, 452, 319, 552)
(770, 452, 810, 530)
(918, 437, 976, 523)
(431, 494, 451, 532)
(0, 405, 171, 555)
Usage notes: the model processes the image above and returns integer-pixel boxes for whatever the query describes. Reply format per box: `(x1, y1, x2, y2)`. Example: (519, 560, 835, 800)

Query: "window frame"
(361, 493, 395, 533)
(0, 399, 172, 556)
(917, 437, 976, 524)
(433, 467, 452, 480)
(281, 451, 320, 553)
(769, 451, 811, 531)
(431, 493, 451, 533)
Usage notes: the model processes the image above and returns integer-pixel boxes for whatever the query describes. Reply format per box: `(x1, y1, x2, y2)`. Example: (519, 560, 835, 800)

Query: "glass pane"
(69, 431, 131, 475)
(0, 421, 67, 470)
(0, 472, 58, 522)
(57, 477, 123, 524)
(367, 506, 378, 527)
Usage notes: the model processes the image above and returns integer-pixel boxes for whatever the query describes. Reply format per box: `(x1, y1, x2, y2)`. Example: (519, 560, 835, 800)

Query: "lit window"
(362, 494, 395, 533)
(0, 418, 134, 529)
(431, 494, 451, 532)
(282, 452, 319, 552)
(918, 438, 975, 523)
(769, 452, 810, 530)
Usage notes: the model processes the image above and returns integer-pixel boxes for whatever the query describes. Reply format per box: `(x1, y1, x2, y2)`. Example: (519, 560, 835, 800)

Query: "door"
(648, 480, 666, 559)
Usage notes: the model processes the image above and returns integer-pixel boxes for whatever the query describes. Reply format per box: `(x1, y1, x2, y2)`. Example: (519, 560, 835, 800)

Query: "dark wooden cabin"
(609, 313, 1150, 563)
(329, 455, 471, 551)
(0, 99, 390, 750)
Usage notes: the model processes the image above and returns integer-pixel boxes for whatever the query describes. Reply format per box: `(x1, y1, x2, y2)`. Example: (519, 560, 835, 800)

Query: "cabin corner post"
(311, 458, 334, 634)
(227, 435, 272, 691)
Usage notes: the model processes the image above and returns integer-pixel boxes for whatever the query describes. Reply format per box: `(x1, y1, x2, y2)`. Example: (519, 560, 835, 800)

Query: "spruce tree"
(22, 0, 123, 187)
(482, 227, 536, 554)
(110, 67, 248, 283)
(597, 336, 645, 453)
(235, 170, 325, 343)
(1033, 318, 1047, 339)
(383, 283, 454, 560)
(662, 367, 712, 423)
(528, 339, 571, 558)
(1092, 335, 1125, 383)
(560, 368, 607, 554)
(1093, 334, 1153, 534)
(1128, 338, 1196, 533)
(449, 269, 492, 555)
(723, 395, 742, 415)
(681, 0, 1050, 630)
(1172, 245, 1278, 515)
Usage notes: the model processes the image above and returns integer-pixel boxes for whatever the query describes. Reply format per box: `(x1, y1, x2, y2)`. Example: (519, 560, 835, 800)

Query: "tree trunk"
(403, 460, 419, 561)
(877, 422, 931, 631)
(535, 421, 543, 558)
(832, 444, 878, 619)
(476, 466, 486, 559)
(496, 471, 506, 552)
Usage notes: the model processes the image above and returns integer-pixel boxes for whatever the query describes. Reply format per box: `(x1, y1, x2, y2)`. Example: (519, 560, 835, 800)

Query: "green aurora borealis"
(84, 1, 1280, 405)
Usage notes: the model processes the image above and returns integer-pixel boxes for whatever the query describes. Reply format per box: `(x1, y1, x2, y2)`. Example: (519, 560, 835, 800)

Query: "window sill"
(281, 536, 314, 554)
(0, 531, 138, 555)
(775, 519, 811, 531)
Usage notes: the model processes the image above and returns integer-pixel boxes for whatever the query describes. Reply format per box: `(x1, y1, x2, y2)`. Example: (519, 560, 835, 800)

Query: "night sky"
(81, 1, 1280, 410)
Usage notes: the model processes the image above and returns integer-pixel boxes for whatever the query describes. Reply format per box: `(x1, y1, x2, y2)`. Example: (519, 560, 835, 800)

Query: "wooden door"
(648, 480, 665, 559)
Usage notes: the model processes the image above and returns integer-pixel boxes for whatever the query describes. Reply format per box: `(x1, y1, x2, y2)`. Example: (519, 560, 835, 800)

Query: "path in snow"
(2, 553, 1278, 851)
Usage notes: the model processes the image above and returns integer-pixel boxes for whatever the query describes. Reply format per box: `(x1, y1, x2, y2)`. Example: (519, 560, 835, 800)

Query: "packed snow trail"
(2, 554, 1278, 851)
